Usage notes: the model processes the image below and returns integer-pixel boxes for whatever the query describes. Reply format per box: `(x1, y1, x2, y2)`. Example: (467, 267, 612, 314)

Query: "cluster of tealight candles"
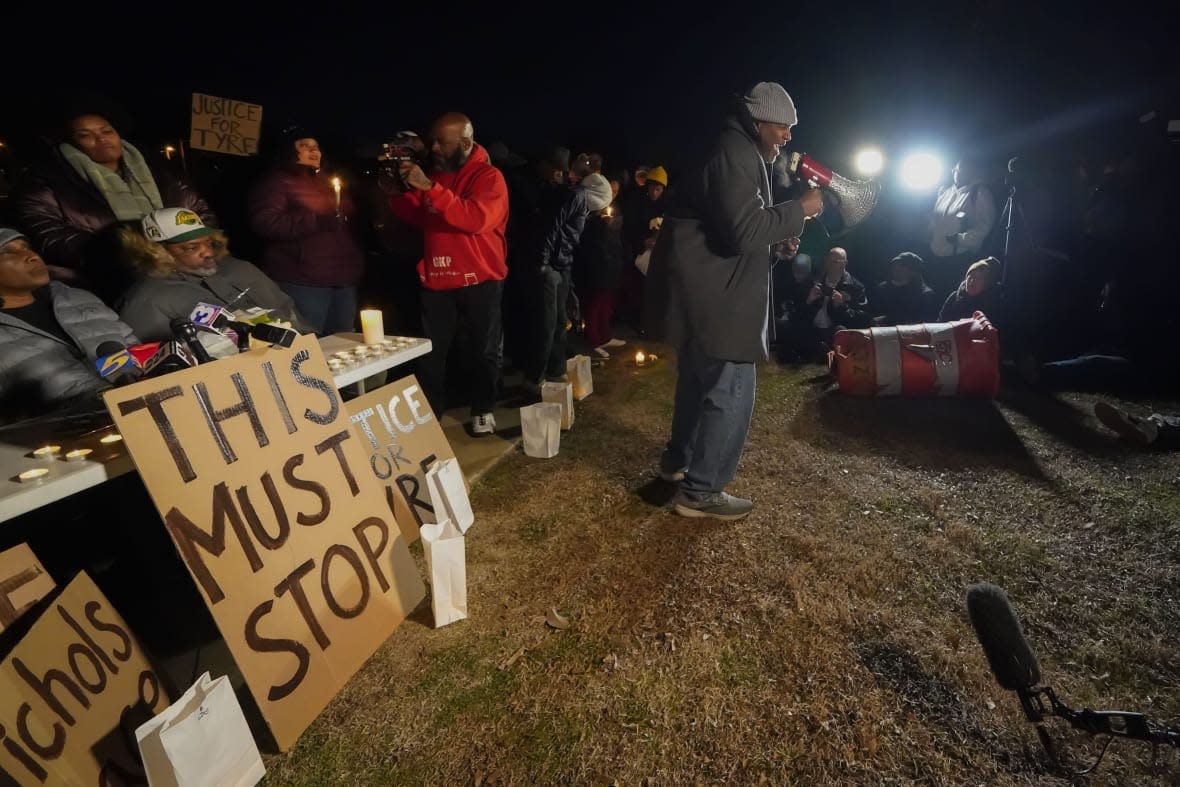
(18, 432, 124, 483)
(326, 337, 418, 374)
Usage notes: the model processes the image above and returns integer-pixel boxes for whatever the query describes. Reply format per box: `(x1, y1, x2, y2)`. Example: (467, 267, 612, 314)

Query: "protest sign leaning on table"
(0, 227, 138, 423)
(117, 207, 312, 342)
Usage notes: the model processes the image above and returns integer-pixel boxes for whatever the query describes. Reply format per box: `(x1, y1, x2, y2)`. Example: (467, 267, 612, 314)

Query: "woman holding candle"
(247, 126, 365, 335)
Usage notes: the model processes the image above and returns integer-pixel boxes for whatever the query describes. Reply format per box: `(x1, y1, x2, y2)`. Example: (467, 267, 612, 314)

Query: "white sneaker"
(594, 346, 611, 359)
(604, 338, 627, 348)
(472, 412, 496, 435)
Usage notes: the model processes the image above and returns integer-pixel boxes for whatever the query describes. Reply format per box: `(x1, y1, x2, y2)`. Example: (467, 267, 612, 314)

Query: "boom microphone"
(966, 582, 1041, 691)
(966, 582, 1180, 774)
(787, 152, 881, 237)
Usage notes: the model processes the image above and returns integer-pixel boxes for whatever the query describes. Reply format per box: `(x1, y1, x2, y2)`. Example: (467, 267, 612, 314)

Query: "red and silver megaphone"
(788, 152, 881, 237)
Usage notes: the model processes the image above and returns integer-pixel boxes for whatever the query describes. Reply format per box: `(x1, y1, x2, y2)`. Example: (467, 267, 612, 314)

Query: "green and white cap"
(142, 208, 217, 244)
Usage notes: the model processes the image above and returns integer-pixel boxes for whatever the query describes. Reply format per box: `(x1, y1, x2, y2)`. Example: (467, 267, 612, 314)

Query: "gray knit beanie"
(580, 173, 614, 212)
(0, 228, 27, 248)
(743, 82, 798, 126)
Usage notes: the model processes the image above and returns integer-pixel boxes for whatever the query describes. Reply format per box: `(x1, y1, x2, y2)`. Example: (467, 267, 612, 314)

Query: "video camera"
(377, 131, 424, 179)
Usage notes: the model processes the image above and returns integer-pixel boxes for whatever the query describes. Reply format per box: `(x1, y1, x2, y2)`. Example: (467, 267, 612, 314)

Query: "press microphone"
(142, 341, 199, 378)
(966, 582, 1041, 692)
(244, 321, 298, 348)
(189, 302, 228, 329)
(94, 341, 144, 386)
(170, 317, 213, 364)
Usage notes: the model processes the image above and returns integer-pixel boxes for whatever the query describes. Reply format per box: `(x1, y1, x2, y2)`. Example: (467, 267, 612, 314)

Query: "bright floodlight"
(854, 148, 884, 176)
(900, 152, 943, 190)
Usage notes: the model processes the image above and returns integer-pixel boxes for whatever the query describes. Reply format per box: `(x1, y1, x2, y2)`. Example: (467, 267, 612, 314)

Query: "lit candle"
(32, 445, 61, 459)
(333, 350, 353, 360)
(65, 448, 93, 462)
(360, 308, 384, 345)
(19, 468, 49, 483)
(100, 433, 123, 445)
(328, 359, 345, 372)
(635, 351, 646, 366)
(605, 205, 614, 218)
(331, 176, 342, 213)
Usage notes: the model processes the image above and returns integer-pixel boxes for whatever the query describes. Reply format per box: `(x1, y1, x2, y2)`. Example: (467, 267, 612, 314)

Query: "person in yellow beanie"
(645, 166, 668, 190)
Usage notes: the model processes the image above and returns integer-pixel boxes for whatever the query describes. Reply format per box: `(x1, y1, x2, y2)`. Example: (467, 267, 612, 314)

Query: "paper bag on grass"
(425, 457, 474, 534)
(421, 518, 468, 627)
(135, 671, 265, 787)
(541, 381, 575, 429)
(566, 354, 594, 400)
(520, 402, 562, 458)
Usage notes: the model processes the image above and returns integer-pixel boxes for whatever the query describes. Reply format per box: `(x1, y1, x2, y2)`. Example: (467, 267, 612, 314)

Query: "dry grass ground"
(262, 347, 1180, 786)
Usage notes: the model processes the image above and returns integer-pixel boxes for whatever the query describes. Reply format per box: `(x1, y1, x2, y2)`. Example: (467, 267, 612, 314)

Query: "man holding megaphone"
(644, 81, 824, 521)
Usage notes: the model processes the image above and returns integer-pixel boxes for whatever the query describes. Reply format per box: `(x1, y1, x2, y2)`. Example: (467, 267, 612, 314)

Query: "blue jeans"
(528, 265, 572, 381)
(278, 283, 357, 336)
(662, 339, 757, 497)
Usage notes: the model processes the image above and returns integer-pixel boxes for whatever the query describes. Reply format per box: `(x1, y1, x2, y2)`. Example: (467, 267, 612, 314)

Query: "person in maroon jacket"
(247, 127, 365, 335)
(12, 99, 215, 305)
(385, 112, 509, 435)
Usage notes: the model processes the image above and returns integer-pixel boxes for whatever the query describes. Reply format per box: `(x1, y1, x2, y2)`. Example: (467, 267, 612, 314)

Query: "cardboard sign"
(103, 335, 425, 751)
(0, 572, 169, 786)
(346, 375, 459, 543)
(190, 93, 262, 156)
(0, 545, 56, 632)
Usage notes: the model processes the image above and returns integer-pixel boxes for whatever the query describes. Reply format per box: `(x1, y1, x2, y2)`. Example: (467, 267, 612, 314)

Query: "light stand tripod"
(998, 156, 1027, 289)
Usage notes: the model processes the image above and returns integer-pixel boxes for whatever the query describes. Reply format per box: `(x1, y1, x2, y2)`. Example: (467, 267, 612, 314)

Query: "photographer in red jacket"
(386, 112, 509, 435)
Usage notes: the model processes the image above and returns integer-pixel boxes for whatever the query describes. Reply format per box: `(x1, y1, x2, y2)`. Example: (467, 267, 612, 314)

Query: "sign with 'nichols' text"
(103, 335, 425, 751)
(0, 572, 169, 785)
(190, 93, 262, 156)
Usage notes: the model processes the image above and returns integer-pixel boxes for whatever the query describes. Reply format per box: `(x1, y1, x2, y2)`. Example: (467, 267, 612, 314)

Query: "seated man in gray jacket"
(117, 208, 311, 342)
(0, 227, 139, 423)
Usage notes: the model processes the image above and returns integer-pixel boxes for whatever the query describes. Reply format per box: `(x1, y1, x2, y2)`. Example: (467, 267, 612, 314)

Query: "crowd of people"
(1, 84, 1177, 518)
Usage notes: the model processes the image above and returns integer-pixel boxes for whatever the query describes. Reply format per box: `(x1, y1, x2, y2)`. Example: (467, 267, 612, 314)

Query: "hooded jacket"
(0, 282, 138, 422)
(118, 255, 311, 342)
(388, 144, 509, 291)
(643, 115, 806, 362)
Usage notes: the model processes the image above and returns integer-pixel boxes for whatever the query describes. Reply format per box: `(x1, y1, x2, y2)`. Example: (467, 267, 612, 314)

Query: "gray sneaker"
(671, 491, 753, 521)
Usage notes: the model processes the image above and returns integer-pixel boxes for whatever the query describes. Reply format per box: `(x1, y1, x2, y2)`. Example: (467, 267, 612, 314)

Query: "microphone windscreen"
(966, 583, 1041, 691)
(95, 341, 127, 358)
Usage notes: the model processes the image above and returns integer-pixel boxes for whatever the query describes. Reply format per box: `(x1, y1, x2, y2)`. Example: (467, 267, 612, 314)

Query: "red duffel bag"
(830, 311, 1000, 397)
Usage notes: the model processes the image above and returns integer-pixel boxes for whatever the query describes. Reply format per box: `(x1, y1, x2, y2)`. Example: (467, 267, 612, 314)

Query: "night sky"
(8, 0, 1175, 173)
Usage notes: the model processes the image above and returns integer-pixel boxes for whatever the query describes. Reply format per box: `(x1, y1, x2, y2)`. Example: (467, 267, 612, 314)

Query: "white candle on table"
(331, 176, 342, 213)
(19, 468, 49, 483)
(360, 308, 384, 345)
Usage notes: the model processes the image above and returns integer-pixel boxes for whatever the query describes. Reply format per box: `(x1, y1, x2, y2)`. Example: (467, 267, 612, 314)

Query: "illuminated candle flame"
(331, 177, 342, 212)
(635, 351, 646, 365)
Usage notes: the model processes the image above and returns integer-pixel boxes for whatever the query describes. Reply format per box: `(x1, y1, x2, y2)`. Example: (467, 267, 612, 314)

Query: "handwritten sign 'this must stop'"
(103, 335, 425, 751)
